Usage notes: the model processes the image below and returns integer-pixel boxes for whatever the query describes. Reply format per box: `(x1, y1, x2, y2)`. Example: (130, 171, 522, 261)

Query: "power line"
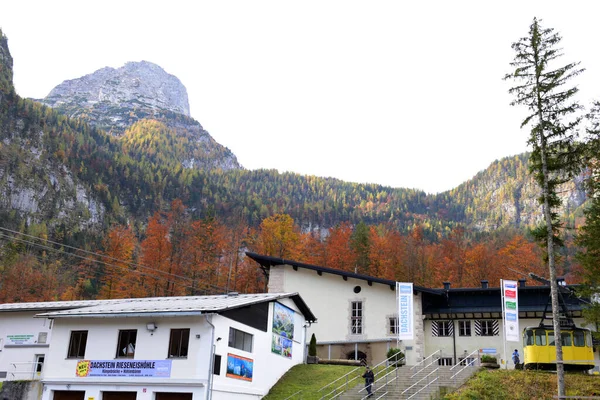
(0, 228, 230, 295)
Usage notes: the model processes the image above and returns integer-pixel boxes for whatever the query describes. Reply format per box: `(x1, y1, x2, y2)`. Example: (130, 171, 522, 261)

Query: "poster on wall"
(271, 302, 294, 358)
(75, 360, 172, 378)
(271, 334, 293, 358)
(226, 353, 254, 381)
(396, 282, 414, 340)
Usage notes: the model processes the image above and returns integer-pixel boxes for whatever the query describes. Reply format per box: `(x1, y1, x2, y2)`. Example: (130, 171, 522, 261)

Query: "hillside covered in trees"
(0, 28, 593, 303)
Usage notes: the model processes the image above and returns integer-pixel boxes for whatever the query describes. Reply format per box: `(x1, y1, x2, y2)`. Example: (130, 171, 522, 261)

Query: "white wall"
(274, 265, 416, 362)
(0, 311, 54, 381)
(40, 298, 308, 399)
(211, 297, 306, 399)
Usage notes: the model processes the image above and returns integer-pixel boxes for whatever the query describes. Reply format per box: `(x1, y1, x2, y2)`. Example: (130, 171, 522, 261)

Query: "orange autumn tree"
(497, 234, 546, 284)
(368, 224, 404, 280)
(98, 225, 138, 299)
(323, 222, 356, 272)
(0, 254, 57, 303)
(253, 214, 302, 259)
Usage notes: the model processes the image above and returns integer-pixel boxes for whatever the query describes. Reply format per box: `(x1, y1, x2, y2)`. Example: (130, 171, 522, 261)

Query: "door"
(155, 393, 193, 400)
(53, 391, 85, 400)
(102, 392, 137, 400)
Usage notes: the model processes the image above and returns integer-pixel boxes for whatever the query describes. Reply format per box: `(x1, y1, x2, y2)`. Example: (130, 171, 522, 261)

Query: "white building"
(0, 299, 123, 382)
(1, 293, 316, 400)
(247, 252, 598, 368)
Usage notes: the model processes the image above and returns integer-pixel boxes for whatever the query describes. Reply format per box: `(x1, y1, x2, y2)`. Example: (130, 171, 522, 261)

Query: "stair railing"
(450, 349, 480, 383)
(357, 360, 404, 400)
(410, 350, 441, 379)
(320, 352, 407, 400)
(403, 366, 440, 399)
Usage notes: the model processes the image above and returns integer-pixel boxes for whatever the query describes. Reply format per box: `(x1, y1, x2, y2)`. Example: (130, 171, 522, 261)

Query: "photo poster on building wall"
(502, 279, 519, 342)
(271, 302, 294, 358)
(226, 353, 254, 381)
(396, 282, 414, 340)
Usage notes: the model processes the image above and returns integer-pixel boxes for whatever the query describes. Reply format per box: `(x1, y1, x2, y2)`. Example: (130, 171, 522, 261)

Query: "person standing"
(512, 349, 520, 367)
(362, 366, 375, 398)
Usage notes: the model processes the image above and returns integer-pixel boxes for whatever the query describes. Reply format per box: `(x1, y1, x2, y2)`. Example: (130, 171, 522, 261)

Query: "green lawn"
(444, 369, 600, 400)
(263, 364, 362, 400)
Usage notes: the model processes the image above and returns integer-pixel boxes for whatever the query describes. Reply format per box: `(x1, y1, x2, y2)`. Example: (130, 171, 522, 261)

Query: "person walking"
(362, 366, 375, 398)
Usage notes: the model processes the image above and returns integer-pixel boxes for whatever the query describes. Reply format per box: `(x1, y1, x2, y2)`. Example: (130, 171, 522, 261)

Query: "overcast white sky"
(2, 1, 599, 193)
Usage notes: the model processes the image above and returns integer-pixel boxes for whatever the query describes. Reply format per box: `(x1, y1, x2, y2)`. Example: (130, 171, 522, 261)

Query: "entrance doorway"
(155, 393, 193, 400)
(52, 391, 85, 400)
(102, 392, 137, 400)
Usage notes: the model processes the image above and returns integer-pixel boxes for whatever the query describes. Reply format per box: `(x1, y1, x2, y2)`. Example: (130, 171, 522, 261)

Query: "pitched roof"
(246, 252, 442, 295)
(0, 299, 125, 312)
(34, 292, 317, 322)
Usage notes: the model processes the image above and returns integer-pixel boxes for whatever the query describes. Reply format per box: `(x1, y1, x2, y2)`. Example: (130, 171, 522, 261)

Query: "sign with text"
(75, 360, 172, 378)
(502, 280, 519, 342)
(6, 334, 36, 345)
(397, 282, 414, 340)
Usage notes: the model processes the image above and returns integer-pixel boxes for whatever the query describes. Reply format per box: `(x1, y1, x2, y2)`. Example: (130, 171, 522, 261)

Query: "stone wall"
(0, 381, 43, 400)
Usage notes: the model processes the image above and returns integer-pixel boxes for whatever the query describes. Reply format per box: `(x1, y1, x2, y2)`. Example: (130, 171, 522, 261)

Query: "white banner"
(6, 334, 36, 346)
(502, 280, 519, 342)
(397, 282, 414, 341)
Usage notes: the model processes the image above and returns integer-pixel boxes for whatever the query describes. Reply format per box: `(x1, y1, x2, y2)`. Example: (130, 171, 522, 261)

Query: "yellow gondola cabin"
(523, 326, 594, 371)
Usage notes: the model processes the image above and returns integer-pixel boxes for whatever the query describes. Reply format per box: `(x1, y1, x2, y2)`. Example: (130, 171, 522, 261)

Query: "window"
(535, 330, 547, 346)
(438, 357, 453, 366)
(116, 330, 137, 358)
(548, 331, 555, 346)
(389, 317, 399, 335)
(229, 327, 253, 352)
(561, 332, 572, 347)
(351, 301, 363, 334)
(437, 321, 453, 337)
(524, 329, 533, 346)
(458, 321, 471, 336)
(479, 320, 495, 336)
(574, 331, 585, 347)
(67, 331, 88, 358)
(168, 329, 190, 358)
(213, 354, 222, 375)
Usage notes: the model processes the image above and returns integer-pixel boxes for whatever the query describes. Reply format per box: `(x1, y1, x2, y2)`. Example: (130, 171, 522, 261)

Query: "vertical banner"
(397, 282, 414, 340)
(502, 280, 519, 342)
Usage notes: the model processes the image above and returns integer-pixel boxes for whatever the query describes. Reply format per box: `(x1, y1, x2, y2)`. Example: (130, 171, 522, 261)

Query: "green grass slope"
(264, 364, 361, 400)
(445, 369, 600, 400)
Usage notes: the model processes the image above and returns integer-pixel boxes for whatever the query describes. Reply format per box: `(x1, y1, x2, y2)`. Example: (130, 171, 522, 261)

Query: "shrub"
(309, 333, 317, 357)
(481, 355, 497, 364)
(387, 347, 405, 366)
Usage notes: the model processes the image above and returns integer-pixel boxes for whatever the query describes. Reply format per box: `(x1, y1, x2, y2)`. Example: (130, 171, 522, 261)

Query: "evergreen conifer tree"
(504, 17, 584, 397)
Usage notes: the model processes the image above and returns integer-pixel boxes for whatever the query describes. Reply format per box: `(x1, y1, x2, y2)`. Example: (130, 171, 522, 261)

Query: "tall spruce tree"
(504, 17, 584, 397)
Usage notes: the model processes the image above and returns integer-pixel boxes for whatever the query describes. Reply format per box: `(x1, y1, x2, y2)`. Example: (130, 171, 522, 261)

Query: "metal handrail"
(359, 368, 400, 399)
(402, 367, 440, 395)
(320, 352, 405, 400)
(450, 357, 477, 380)
(358, 365, 399, 394)
(410, 356, 440, 379)
(9, 361, 43, 381)
(407, 376, 439, 400)
(317, 366, 361, 392)
(410, 349, 441, 371)
(450, 349, 480, 370)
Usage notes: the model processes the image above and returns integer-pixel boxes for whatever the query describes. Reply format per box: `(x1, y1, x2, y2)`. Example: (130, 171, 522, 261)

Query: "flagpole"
(501, 279, 507, 369)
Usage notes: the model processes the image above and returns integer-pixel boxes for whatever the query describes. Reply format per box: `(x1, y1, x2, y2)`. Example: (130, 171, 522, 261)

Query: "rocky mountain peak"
(40, 61, 191, 134)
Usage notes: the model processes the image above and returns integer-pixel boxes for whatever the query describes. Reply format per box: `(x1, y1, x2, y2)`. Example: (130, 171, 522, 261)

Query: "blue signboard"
(76, 360, 172, 378)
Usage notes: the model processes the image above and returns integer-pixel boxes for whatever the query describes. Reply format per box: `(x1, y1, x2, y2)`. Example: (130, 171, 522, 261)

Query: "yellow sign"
(76, 360, 91, 377)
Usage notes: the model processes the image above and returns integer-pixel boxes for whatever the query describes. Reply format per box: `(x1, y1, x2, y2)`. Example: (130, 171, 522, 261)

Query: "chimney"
(518, 279, 526, 288)
(481, 280, 489, 289)
(443, 282, 451, 290)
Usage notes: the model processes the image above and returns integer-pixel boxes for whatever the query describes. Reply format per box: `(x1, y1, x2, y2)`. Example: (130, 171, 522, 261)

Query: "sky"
(2, 1, 600, 194)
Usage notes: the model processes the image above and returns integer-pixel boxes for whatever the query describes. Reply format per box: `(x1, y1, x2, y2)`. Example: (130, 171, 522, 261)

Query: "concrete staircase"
(334, 365, 479, 400)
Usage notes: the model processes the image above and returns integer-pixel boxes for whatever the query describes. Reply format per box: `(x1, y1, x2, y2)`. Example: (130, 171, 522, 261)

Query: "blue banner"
(76, 360, 172, 378)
